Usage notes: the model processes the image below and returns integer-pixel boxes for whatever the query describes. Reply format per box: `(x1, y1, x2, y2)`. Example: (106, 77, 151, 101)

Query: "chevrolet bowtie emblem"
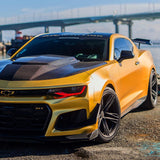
(0, 90, 15, 96)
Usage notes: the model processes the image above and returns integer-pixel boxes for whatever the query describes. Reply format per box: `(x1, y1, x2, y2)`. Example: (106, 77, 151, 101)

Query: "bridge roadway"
(0, 11, 160, 41)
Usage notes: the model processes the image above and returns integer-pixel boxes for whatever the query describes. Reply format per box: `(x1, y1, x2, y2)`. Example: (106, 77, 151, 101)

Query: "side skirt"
(121, 96, 147, 117)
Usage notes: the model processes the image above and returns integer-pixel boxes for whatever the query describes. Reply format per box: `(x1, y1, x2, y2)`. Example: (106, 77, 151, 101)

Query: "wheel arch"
(142, 67, 158, 109)
(107, 83, 115, 91)
(96, 81, 117, 104)
(147, 66, 156, 88)
(138, 49, 157, 96)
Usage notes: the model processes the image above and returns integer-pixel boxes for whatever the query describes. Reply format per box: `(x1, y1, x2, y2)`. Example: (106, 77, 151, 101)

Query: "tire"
(96, 87, 121, 143)
(143, 69, 158, 109)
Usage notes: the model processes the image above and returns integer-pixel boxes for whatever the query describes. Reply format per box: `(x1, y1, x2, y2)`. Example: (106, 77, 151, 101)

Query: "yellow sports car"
(0, 33, 158, 142)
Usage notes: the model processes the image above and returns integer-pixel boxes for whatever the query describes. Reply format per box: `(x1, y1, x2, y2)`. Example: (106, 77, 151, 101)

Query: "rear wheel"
(96, 87, 121, 143)
(143, 69, 158, 109)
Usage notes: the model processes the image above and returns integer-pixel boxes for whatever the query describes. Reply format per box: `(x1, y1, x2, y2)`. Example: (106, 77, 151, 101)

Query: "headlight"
(47, 85, 87, 99)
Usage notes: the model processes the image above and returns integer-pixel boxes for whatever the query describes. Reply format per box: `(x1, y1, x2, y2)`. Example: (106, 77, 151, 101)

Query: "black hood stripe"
(0, 64, 21, 80)
(0, 56, 106, 81)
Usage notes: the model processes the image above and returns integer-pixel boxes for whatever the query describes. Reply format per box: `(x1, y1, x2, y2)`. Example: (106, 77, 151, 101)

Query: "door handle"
(135, 61, 140, 65)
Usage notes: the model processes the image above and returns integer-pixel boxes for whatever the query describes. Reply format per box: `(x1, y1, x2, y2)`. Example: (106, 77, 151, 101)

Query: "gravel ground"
(0, 98, 160, 160)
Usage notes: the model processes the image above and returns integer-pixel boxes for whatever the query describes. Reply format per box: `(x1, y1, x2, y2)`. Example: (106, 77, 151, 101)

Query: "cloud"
(21, 6, 66, 15)
(21, 8, 31, 13)
(21, 8, 48, 14)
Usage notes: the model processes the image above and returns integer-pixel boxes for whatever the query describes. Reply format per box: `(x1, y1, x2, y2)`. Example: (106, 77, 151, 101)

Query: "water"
(1, 45, 160, 73)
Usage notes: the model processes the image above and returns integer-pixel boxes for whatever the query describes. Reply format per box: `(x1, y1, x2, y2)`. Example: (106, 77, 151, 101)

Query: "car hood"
(0, 55, 106, 81)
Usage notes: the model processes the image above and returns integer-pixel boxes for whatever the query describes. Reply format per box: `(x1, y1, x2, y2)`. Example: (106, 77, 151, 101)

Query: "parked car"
(0, 33, 158, 142)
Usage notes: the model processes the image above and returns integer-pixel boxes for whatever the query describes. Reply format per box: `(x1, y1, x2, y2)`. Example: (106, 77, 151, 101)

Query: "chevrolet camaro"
(0, 33, 158, 142)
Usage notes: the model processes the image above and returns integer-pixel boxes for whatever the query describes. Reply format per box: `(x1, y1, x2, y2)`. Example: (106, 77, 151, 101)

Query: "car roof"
(39, 32, 113, 39)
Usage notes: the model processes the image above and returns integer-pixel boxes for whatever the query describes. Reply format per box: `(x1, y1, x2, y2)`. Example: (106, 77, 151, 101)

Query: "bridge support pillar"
(114, 20, 120, 33)
(61, 26, 65, 32)
(0, 31, 2, 42)
(44, 26, 49, 33)
(114, 20, 133, 38)
(128, 21, 133, 39)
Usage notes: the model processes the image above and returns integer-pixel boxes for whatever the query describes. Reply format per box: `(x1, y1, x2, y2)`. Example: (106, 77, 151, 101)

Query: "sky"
(1, 0, 160, 41)
(1, 0, 160, 17)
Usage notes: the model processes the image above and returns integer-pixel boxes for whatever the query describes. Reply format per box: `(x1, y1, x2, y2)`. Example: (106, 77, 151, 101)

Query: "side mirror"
(119, 50, 134, 61)
(7, 48, 17, 57)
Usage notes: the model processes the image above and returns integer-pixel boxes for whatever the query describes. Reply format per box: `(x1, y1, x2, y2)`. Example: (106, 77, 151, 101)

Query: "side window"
(114, 38, 133, 60)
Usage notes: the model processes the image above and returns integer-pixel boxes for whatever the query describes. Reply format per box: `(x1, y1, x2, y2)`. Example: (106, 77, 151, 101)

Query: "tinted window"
(114, 38, 133, 60)
(14, 37, 106, 61)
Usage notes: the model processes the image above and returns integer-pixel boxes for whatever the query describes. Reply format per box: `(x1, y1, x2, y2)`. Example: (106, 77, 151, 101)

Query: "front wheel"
(143, 69, 158, 109)
(96, 87, 121, 143)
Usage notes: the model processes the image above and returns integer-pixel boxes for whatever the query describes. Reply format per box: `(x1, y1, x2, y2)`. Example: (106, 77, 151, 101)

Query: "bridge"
(0, 11, 160, 41)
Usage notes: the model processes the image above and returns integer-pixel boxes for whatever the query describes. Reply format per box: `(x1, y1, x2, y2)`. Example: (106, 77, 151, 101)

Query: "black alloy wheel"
(96, 87, 121, 143)
(144, 69, 158, 109)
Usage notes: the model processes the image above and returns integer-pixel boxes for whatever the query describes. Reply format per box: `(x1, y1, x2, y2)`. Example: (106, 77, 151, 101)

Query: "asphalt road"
(0, 98, 160, 160)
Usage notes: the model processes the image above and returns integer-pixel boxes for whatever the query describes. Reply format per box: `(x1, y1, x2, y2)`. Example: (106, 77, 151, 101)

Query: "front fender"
(89, 72, 116, 104)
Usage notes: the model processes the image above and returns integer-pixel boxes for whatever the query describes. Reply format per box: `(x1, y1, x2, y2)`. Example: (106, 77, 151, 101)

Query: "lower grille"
(0, 103, 52, 137)
(55, 109, 87, 131)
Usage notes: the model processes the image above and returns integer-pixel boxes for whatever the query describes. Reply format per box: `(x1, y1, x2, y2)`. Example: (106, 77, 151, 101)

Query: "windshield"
(14, 37, 107, 61)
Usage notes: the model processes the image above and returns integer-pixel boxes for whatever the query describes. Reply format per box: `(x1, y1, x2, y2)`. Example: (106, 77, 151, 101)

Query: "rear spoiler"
(132, 38, 152, 49)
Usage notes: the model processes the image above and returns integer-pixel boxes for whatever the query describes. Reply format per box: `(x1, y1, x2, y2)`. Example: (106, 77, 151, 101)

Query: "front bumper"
(0, 96, 99, 141)
(0, 130, 99, 143)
